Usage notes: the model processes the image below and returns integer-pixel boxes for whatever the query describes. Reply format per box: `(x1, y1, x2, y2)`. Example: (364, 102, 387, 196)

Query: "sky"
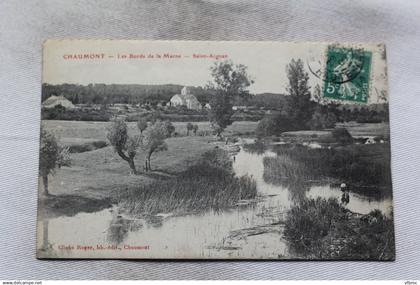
(43, 40, 388, 102)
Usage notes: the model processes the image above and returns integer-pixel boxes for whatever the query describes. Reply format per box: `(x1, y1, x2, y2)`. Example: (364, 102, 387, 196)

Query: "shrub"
(284, 198, 343, 256)
(68, 140, 108, 153)
(42, 107, 111, 121)
(284, 198, 395, 260)
(309, 106, 337, 130)
(331, 128, 353, 144)
(256, 114, 294, 137)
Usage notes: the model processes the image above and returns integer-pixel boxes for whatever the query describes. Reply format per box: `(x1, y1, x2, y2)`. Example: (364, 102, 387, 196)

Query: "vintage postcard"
(37, 40, 394, 260)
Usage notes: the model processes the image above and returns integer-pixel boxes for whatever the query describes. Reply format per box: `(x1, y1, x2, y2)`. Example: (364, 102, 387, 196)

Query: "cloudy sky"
(43, 40, 387, 102)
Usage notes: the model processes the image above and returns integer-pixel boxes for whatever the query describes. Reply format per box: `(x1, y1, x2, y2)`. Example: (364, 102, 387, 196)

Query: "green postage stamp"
(323, 46, 372, 103)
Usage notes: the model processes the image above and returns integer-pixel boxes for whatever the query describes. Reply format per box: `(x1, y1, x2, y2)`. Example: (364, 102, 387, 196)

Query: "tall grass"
(242, 141, 267, 155)
(263, 144, 392, 193)
(284, 197, 395, 260)
(120, 149, 257, 216)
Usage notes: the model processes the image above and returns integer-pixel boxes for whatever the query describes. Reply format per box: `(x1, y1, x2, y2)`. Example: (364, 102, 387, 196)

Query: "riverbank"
(38, 127, 394, 259)
(263, 142, 392, 197)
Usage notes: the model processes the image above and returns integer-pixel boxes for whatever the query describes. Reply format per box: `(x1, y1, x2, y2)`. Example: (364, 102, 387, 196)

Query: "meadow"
(41, 120, 257, 215)
(42, 120, 258, 146)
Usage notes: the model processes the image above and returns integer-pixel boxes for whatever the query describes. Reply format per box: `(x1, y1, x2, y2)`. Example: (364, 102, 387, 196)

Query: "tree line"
(255, 59, 389, 137)
(42, 83, 213, 106)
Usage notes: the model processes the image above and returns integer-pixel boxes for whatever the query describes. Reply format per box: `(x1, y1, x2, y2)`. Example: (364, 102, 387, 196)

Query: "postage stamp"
(323, 46, 372, 103)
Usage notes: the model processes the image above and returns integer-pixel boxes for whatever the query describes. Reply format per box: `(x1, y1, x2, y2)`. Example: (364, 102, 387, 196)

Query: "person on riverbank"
(340, 183, 350, 205)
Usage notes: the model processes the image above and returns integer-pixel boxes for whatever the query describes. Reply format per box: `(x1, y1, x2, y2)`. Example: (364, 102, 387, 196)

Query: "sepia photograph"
(37, 40, 394, 260)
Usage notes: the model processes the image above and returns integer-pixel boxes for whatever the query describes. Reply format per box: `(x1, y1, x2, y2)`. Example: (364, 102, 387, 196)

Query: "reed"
(120, 149, 257, 216)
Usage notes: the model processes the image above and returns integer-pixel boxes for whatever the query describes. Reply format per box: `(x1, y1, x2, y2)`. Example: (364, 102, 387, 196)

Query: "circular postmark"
(306, 51, 324, 80)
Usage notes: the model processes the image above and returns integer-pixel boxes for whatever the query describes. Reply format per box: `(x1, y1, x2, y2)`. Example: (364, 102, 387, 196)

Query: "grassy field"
(42, 120, 258, 146)
(44, 135, 216, 200)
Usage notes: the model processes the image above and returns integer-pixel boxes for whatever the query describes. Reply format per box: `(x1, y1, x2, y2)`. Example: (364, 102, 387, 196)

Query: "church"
(169, 86, 202, 111)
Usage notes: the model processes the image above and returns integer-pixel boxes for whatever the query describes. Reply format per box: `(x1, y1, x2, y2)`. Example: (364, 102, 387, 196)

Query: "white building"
(42, 95, 75, 109)
(169, 86, 202, 110)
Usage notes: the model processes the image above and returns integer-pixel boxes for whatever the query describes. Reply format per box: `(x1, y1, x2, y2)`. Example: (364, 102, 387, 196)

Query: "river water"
(38, 143, 393, 259)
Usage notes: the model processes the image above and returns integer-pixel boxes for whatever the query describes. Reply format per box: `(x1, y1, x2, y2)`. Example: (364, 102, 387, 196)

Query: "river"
(38, 142, 393, 259)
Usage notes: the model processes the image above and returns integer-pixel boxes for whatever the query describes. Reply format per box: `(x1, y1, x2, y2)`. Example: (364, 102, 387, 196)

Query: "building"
(169, 86, 202, 110)
(232, 105, 248, 111)
(42, 95, 75, 109)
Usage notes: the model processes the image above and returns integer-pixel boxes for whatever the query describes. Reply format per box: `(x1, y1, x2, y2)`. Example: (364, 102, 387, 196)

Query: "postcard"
(37, 40, 394, 260)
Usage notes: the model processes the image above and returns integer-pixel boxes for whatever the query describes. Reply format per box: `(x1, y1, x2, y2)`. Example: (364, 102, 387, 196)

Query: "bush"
(68, 140, 108, 153)
(284, 197, 395, 260)
(256, 114, 294, 137)
(42, 107, 111, 121)
(309, 106, 337, 130)
(331, 128, 353, 144)
(284, 198, 343, 256)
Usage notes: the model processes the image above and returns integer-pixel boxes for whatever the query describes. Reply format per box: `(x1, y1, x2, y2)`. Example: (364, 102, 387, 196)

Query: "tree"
(207, 60, 253, 136)
(163, 120, 175, 137)
(39, 128, 71, 195)
(285, 59, 315, 129)
(255, 114, 293, 137)
(186, 122, 194, 136)
(312, 84, 323, 104)
(193, 124, 199, 135)
(309, 105, 337, 130)
(141, 120, 169, 171)
(137, 117, 148, 134)
(107, 118, 140, 174)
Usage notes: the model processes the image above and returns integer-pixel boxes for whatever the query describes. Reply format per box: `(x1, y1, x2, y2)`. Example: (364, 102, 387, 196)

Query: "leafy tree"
(285, 59, 315, 129)
(137, 117, 148, 134)
(312, 84, 323, 104)
(107, 118, 141, 174)
(163, 120, 175, 137)
(309, 106, 337, 130)
(331, 128, 353, 144)
(186, 122, 194, 136)
(39, 128, 71, 195)
(141, 120, 169, 171)
(207, 60, 253, 136)
(147, 110, 161, 123)
(193, 124, 199, 135)
(255, 114, 293, 137)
